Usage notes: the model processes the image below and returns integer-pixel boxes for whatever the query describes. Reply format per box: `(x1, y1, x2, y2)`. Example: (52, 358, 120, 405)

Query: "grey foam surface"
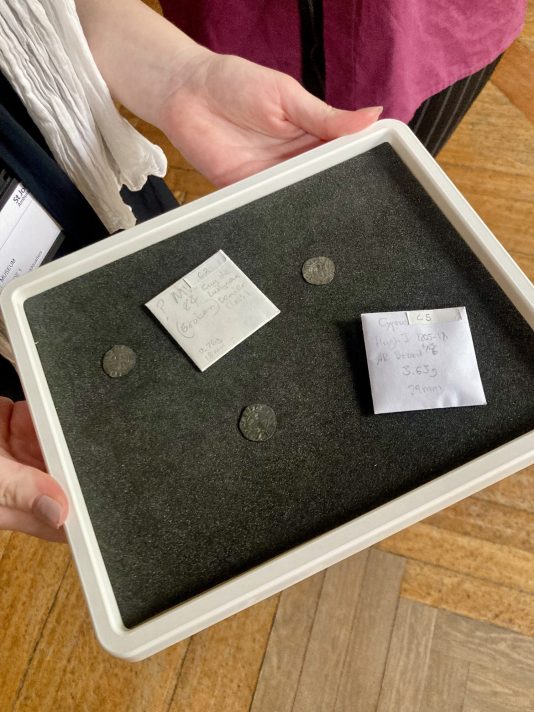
(25, 144, 534, 628)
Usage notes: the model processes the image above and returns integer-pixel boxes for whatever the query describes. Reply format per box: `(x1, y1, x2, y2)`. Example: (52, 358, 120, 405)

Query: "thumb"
(281, 77, 383, 140)
(0, 455, 68, 530)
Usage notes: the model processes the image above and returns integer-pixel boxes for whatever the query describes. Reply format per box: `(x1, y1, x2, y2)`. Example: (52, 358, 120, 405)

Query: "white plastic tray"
(2, 120, 533, 660)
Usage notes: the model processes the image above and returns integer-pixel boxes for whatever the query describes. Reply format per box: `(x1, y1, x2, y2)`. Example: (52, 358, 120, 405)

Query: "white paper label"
(406, 307, 462, 325)
(361, 306, 486, 414)
(146, 250, 280, 371)
(0, 183, 61, 291)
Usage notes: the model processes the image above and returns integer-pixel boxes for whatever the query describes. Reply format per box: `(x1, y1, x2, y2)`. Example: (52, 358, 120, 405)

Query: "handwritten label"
(146, 250, 280, 371)
(361, 307, 486, 414)
(406, 307, 462, 325)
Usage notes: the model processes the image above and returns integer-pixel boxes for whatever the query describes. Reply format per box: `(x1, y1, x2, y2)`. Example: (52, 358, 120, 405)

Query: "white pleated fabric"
(0, 0, 167, 234)
(0, 0, 169, 363)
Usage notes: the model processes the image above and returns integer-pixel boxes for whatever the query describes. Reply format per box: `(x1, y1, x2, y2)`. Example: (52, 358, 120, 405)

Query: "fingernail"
(365, 105, 383, 117)
(33, 495, 62, 529)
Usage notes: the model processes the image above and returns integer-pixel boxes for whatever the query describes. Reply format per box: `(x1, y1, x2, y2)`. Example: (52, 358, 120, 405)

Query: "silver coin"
(302, 256, 335, 285)
(239, 404, 277, 442)
(102, 345, 136, 378)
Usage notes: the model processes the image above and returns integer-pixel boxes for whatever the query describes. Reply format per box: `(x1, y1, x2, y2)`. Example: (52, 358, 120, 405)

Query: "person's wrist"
(155, 44, 215, 137)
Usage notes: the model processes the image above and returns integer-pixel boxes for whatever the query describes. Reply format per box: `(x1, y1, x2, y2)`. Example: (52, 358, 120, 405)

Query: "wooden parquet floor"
(1, 4, 533, 711)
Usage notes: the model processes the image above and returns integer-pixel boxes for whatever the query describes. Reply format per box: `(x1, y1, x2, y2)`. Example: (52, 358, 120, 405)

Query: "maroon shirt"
(160, 0, 526, 121)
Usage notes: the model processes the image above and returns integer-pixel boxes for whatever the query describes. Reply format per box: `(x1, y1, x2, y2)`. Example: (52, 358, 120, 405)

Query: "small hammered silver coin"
(238, 404, 277, 442)
(301, 256, 335, 285)
(102, 345, 136, 378)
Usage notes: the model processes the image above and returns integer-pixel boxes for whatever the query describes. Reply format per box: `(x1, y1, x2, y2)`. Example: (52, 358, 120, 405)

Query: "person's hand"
(77, 0, 381, 186)
(0, 398, 68, 542)
(158, 52, 383, 187)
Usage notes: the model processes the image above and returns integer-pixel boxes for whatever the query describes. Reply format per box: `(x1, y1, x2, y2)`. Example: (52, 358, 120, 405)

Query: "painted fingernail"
(33, 495, 62, 529)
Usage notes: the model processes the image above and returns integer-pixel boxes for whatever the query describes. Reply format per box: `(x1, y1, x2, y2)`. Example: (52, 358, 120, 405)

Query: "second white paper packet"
(146, 251, 280, 371)
(362, 306, 486, 414)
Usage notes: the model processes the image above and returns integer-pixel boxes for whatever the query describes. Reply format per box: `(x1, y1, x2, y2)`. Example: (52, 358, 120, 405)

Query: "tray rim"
(2, 119, 533, 660)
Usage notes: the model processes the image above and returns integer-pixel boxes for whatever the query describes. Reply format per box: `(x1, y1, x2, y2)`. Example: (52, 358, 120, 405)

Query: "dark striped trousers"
(408, 55, 502, 156)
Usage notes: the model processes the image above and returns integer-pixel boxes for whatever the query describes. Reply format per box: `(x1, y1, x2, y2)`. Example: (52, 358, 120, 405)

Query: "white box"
(2, 120, 533, 660)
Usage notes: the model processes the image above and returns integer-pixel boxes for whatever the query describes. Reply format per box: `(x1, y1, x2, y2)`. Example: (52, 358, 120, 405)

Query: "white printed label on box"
(361, 307, 486, 414)
(0, 183, 61, 291)
(146, 251, 280, 371)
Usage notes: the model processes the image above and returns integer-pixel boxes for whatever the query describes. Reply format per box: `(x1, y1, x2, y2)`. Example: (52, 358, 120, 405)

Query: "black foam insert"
(24, 144, 534, 628)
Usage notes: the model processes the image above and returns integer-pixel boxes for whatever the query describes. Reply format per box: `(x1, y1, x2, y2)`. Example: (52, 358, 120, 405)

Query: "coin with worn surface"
(238, 404, 277, 442)
(301, 256, 335, 285)
(102, 345, 136, 378)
